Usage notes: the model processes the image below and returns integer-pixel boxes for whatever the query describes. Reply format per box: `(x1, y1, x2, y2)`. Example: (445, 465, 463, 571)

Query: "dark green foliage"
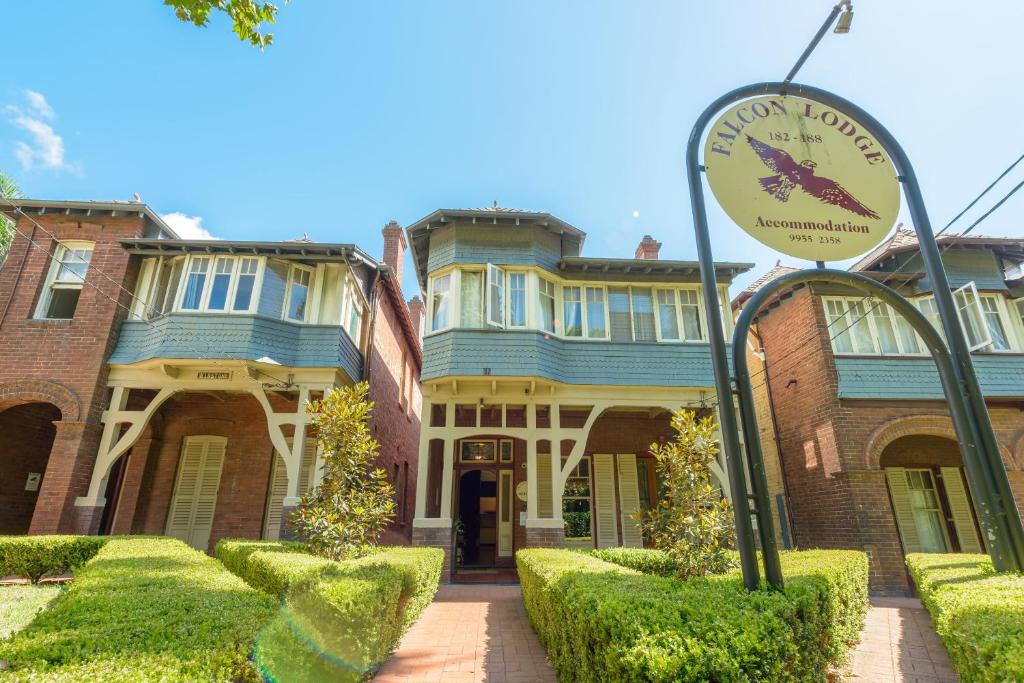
(585, 547, 679, 576)
(0, 535, 106, 583)
(215, 538, 334, 597)
(517, 548, 868, 682)
(0, 537, 278, 681)
(906, 553, 1024, 682)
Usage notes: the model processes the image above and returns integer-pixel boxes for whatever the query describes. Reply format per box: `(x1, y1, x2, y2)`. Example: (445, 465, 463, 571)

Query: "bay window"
(180, 257, 210, 310)
(429, 273, 451, 331)
(35, 240, 93, 319)
(167, 255, 262, 315)
(285, 265, 312, 322)
(460, 270, 484, 327)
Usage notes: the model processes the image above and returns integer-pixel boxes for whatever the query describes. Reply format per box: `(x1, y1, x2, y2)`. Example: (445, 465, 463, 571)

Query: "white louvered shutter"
(299, 436, 316, 494)
(536, 452, 553, 518)
(940, 467, 983, 553)
(166, 439, 204, 544)
(166, 436, 225, 551)
(594, 454, 619, 548)
(616, 454, 643, 548)
(263, 453, 289, 540)
(885, 467, 923, 553)
(189, 438, 225, 550)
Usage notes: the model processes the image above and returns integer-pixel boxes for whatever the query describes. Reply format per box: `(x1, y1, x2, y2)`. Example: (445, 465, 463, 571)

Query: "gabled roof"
(850, 226, 1024, 272)
(731, 261, 799, 308)
(0, 198, 178, 238)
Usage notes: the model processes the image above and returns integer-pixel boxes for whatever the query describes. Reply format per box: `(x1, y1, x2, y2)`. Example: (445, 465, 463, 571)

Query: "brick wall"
(0, 213, 145, 533)
(0, 402, 60, 533)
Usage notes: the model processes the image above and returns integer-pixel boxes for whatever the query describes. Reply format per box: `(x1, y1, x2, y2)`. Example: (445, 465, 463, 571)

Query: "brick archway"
(863, 415, 957, 470)
(0, 380, 80, 422)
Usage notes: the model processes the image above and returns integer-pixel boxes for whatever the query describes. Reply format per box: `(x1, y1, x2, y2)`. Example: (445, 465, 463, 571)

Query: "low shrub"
(907, 553, 1024, 682)
(346, 546, 443, 629)
(586, 547, 679, 576)
(0, 535, 106, 583)
(518, 547, 868, 682)
(0, 537, 278, 681)
(215, 538, 335, 596)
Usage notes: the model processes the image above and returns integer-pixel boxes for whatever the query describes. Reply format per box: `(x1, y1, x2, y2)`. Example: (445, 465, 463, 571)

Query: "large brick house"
(0, 199, 421, 551)
(406, 206, 786, 581)
(736, 228, 1024, 593)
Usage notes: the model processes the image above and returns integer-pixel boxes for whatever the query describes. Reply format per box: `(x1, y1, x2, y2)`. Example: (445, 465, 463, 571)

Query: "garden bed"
(906, 552, 1024, 682)
(518, 547, 868, 682)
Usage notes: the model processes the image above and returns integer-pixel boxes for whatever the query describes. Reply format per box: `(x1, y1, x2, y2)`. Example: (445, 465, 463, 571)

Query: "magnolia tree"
(293, 382, 395, 561)
(638, 409, 736, 579)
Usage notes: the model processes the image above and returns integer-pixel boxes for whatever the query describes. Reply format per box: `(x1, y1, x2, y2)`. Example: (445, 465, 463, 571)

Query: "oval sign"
(515, 481, 528, 502)
(703, 95, 899, 261)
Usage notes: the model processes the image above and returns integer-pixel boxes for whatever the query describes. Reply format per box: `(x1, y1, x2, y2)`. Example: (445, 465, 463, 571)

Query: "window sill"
(26, 317, 74, 325)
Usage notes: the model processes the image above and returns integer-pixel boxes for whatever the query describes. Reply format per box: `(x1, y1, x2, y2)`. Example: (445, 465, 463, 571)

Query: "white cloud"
(6, 91, 77, 172)
(24, 91, 55, 120)
(160, 212, 219, 240)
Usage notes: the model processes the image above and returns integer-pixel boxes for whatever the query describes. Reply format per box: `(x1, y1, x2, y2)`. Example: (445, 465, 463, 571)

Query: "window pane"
(232, 258, 258, 311)
(871, 302, 899, 354)
(208, 257, 233, 310)
(487, 264, 505, 327)
(585, 287, 606, 338)
(181, 258, 209, 310)
(631, 287, 656, 342)
(287, 268, 310, 321)
(657, 290, 680, 340)
(915, 297, 943, 339)
(508, 273, 527, 327)
(46, 288, 81, 319)
(954, 287, 988, 348)
(894, 312, 922, 354)
(431, 274, 451, 331)
(460, 271, 483, 328)
(679, 290, 702, 340)
(825, 299, 854, 353)
(538, 279, 555, 332)
(347, 300, 363, 342)
(56, 247, 92, 283)
(562, 286, 582, 336)
(981, 297, 1010, 350)
(608, 287, 632, 342)
(846, 300, 876, 353)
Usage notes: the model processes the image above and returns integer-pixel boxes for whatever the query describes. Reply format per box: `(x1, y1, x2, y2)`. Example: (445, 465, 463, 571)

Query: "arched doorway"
(0, 402, 61, 534)
(880, 435, 984, 555)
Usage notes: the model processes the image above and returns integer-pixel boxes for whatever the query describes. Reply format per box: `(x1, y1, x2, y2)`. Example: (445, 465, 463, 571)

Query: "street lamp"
(834, 2, 854, 34)
(784, 1, 855, 85)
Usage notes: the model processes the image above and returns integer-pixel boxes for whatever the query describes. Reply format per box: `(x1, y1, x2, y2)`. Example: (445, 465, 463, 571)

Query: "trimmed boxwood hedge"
(906, 553, 1024, 682)
(215, 541, 444, 682)
(586, 547, 680, 576)
(0, 537, 278, 682)
(0, 535, 106, 583)
(518, 548, 868, 682)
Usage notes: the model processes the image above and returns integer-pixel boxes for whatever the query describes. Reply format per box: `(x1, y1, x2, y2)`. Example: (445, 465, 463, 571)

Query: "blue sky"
(3, 0, 1023, 295)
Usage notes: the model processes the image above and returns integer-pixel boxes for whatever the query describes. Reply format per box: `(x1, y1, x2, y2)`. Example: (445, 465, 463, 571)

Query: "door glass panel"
(906, 469, 949, 553)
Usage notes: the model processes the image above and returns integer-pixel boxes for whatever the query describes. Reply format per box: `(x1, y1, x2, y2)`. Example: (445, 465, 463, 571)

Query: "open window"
(953, 282, 992, 351)
(486, 263, 505, 328)
(285, 264, 313, 322)
(429, 273, 451, 332)
(35, 240, 93, 319)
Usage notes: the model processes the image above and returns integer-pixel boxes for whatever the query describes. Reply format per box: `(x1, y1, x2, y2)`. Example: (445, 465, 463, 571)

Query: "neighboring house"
(406, 206, 772, 582)
(0, 200, 421, 552)
(736, 228, 1024, 593)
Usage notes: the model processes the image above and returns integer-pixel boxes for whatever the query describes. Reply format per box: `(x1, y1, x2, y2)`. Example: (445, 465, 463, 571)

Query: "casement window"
(346, 294, 364, 345)
(180, 257, 210, 311)
(561, 456, 593, 542)
(176, 255, 263, 314)
(486, 263, 505, 327)
(429, 273, 451, 332)
(979, 295, 1011, 351)
(35, 241, 94, 319)
(232, 258, 259, 311)
(507, 272, 527, 327)
(608, 287, 632, 341)
(1015, 298, 1024, 340)
(631, 288, 656, 341)
(285, 265, 313, 322)
(459, 270, 484, 328)
(538, 278, 556, 333)
(824, 297, 923, 356)
(655, 288, 705, 342)
(146, 256, 185, 319)
(562, 285, 607, 339)
(952, 282, 992, 351)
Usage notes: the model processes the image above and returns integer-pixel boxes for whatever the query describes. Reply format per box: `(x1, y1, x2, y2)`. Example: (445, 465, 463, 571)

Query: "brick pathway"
(847, 596, 958, 682)
(374, 584, 557, 683)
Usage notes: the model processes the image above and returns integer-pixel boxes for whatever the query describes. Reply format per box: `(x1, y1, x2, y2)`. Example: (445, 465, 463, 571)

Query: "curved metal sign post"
(687, 82, 1024, 590)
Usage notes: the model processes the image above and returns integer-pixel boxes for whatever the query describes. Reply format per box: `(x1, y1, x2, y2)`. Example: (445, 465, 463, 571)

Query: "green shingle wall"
(109, 314, 363, 380)
(877, 250, 1008, 292)
(427, 224, 563, 274)
(835, 355, 1024, 399)
(422, 329, 724, 387)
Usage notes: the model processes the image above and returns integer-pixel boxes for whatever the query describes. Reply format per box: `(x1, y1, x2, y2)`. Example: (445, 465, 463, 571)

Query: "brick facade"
(755, 286, 1024, 593)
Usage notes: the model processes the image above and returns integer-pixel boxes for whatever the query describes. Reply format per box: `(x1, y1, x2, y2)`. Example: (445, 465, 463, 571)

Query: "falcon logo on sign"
(704, 95, 900, 260)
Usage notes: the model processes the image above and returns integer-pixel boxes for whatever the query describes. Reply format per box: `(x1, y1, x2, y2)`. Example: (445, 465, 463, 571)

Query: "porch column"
(414, 415, 431, 519)
(109, 436, 156, 535)
(550, 404, 563, 523)
(439, 437, 455, 521)
(31, 420, 103, 535)
(279, 387, 311, 540)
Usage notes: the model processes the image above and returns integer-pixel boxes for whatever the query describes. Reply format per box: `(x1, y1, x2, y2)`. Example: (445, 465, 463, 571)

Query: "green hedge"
(586, 547, 679, 576)
(907, 553, 1024, 682)
(0, 537, 278, 682)
(215, 541, 444, 682)
(215, 538, 335, 596)
(0, 535, 106, 583)
(518, 548, 868, 682)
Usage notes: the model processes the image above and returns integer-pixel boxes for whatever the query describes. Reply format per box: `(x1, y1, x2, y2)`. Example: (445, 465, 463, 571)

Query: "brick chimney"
(407, 296, 424, 339)
(381, 220, 407, 285)
(634, 235, 662, 260)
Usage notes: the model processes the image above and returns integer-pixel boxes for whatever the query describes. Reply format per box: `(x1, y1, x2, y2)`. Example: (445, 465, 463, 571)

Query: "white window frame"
(977, 293, 1016, 352)
(823, 296, 927, 357)
(283, 263, 315, 323)
(34, 240, 94, 320)
(953, 282, 993, 351)
(1013, 297, 1024, 345)
(537, 276, 556, 333)
(560, 284, 609, 340)
(171, 254, 264, 315)
(654, 287, 707, 343)
(427, 271, 453, 333)
(486, 263, 505, 328)
(506, 270, 528, 329)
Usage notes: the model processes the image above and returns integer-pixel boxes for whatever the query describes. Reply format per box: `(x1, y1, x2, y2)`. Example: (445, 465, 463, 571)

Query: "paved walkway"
(375, 584, 557, 683)
(847, 596, 958, 682)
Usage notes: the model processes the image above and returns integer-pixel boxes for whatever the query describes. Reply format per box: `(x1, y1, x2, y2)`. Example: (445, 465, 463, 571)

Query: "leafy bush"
(0, 535, 106, 583)
(586, 547, 679, 576)
(907, 553, 1024, 682)
(246, 545, 444, 682)
(0, 537, 278, 681)
(215, 538, 335, 596)
(518, 547, 868, 682)
(639, 410, 736, 579)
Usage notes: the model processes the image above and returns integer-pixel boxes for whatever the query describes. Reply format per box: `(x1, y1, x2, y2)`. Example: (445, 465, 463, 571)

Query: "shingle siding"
(427, 223, 563, 274)
(110, 314, 363, 380)
(835, 355, 1024, 399)
(883, 250, 1008, 292)
(422, 329, 723, 386)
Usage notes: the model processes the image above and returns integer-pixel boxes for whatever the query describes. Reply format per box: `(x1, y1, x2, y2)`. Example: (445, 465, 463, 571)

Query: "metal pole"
(783, 3, 845, 85)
